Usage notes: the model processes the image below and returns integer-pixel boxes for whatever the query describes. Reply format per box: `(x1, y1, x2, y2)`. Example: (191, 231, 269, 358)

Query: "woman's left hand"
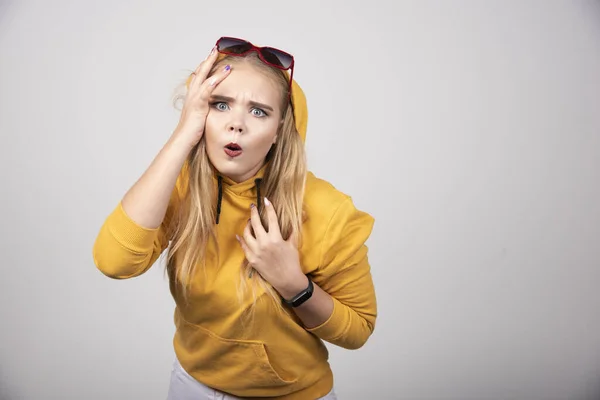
(236, 198, 307, 299)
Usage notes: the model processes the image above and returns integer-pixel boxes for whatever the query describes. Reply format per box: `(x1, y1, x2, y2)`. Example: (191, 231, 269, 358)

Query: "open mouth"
(224, 143, 243, 157)
(225, 143, 242, 151)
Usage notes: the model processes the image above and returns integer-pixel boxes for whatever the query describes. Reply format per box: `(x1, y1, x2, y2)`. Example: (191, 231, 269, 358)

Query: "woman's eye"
(251, 108, 267, 117)
(213, 102, 229, 111)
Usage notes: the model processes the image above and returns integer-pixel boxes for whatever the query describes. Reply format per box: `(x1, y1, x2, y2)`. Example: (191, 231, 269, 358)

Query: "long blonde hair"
(167, 52, 306, 314)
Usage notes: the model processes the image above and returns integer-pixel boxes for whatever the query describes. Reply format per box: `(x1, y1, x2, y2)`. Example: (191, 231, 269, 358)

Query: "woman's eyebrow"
(210, 94, 274, 112)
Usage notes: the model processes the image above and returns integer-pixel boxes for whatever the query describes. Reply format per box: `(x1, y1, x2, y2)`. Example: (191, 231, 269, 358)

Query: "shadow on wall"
(1, 362, 26, 400)
(0, 373, 19, 400)
(577, 376, 600, 400)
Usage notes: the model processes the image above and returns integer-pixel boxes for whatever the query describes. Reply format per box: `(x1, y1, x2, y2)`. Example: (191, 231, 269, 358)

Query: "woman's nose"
(228, 122, 244, 133)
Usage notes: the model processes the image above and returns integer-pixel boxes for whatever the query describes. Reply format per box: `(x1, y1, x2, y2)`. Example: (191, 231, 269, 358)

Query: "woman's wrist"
(277, 273, 310, 300)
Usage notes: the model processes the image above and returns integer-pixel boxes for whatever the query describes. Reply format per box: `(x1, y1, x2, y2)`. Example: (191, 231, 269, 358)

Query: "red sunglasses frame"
(215, 36, 295, 101)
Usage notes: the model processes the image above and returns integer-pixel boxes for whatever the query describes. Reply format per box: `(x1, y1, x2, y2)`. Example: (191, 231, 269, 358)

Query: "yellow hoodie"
(93, 72, 377, 399)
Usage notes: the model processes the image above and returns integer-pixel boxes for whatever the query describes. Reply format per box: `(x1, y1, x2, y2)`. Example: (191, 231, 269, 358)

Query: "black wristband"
(282, 276, 314, 308)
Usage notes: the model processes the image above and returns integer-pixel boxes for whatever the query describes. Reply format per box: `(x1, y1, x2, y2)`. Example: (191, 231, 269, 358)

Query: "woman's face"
(205, 62, 283, 183)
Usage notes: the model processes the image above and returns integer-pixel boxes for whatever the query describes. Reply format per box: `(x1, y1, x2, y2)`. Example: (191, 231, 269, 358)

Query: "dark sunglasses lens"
(261, 48, 293, 69)
(217, 38, 252, 54)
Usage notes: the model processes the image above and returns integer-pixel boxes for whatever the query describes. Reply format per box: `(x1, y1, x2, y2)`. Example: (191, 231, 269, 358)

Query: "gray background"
(1, 1, 600, 399)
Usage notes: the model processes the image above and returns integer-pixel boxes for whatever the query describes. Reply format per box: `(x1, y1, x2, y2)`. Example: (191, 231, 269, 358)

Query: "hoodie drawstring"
(215, 176, 263, 224)
(255, 178, 262, 211)
(216, 175, 223, 224)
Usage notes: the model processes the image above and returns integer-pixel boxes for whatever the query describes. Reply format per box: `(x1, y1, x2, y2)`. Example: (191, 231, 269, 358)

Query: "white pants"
(166, 358, 338, 400)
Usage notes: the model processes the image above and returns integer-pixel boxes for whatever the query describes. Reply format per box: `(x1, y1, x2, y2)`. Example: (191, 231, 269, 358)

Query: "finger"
(187, 46, 219, 89)
(194, 64, 232, 103)
(249, 203, 267, 240)
(196, 45, 218, 74)
(193, 46, 218, 80)
(263, 197, 282, 238)
(236, 234, 255, 261)
(242, 220, 259, 254)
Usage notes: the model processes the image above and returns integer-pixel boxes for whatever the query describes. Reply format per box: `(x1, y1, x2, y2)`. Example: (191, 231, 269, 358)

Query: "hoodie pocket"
(174, 314, 298, 392)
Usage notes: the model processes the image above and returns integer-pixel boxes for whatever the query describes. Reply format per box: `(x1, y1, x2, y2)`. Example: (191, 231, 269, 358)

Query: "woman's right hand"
(172, 46, 231, 149)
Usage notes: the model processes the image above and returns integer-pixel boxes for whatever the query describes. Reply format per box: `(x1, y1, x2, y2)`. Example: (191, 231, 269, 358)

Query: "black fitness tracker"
(282, 276, 314, 308)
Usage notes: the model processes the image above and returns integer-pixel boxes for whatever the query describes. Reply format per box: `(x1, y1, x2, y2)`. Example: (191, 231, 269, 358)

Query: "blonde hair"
(167, 52, 306, 316)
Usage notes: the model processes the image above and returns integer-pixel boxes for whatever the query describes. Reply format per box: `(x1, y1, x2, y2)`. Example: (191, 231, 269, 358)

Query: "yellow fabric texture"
(93, 54, 376, 399)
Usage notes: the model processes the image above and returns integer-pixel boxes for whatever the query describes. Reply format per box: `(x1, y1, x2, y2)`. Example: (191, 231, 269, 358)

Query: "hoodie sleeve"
(92, 180, 181, 280)
(306, 197, 377, 350)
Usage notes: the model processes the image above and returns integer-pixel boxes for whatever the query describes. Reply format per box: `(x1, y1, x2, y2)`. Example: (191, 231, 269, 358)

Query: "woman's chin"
(212, 163, 246, 182)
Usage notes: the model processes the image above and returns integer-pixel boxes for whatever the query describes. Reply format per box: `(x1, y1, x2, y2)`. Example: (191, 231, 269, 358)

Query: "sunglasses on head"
(215, 36, 295, 100)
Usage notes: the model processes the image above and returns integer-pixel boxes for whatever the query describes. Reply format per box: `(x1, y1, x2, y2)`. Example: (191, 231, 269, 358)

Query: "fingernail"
(235, 234, 240, 242)
(205, 46, 215, 60)
(209, 77, 216, 86)
(210, 46, 216, 55)
(223, 64, 231, 72)
(250, 203, 255, 209)
(264, 197, 270, 206)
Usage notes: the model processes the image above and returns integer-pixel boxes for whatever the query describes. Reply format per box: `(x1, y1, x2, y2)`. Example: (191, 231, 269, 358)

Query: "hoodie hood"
(289, 77, 308, 143)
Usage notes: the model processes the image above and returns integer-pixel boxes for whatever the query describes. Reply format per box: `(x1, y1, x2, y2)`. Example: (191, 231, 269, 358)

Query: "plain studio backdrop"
(1, 1, 600, 399)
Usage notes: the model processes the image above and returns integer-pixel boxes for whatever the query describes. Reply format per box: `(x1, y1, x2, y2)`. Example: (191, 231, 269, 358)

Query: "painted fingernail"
(250, 203, 255, 209)
(264, 197, 270, 206)
(205, 47, 215, 60)
(223, 64, 231, 72)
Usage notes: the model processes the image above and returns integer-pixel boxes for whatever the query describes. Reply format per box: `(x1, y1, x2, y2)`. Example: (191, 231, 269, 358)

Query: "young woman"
(93, 37, 377, 400)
